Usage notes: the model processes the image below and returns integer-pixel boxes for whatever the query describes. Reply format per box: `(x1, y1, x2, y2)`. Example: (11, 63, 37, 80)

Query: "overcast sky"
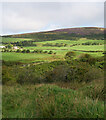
(0, 1, 104, 35)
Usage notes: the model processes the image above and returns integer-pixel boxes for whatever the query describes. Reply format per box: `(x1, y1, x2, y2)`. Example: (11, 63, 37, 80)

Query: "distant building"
(13, 46, 19, 49)
(0, 46, 5, 48)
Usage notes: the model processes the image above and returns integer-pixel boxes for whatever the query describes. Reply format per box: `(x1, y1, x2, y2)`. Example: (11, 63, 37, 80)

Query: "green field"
(2, 36, 105, 118)
(2, 37, 33, 43)
(2, 38, 104, 63)
(70, 45, 104, 51)
(35, 38, 104, 46)
(2, 52, 63, 63)
(2, 50, 104, 63)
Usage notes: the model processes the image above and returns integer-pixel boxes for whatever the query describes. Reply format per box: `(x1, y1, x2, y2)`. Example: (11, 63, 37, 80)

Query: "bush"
(5, 44, 13, 49)
(78, 53, 96, 65)
(17, 67, 43, 84)
(16, 49, 21, 53)
(45, 63, 103, 83)
(26, 49, 30, 53)
(65, 51, 76, 60)
(44, 65, 70, 83)
(43, 51, 48, 53)
(48, 51, 53, 54)
(21, 49, 26, 53)
(2, 66, 16, 85)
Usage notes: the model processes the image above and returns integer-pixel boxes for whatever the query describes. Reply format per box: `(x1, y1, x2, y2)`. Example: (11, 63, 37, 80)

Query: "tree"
(5, 44, 13, 49)
(26, 49, 30, 53)
(16, 49, 21, 53)
(78, 53, 96, 65)
(48, 50, 53, 54)
(22, 49, 26, 53)
(65, 51, 76, 60)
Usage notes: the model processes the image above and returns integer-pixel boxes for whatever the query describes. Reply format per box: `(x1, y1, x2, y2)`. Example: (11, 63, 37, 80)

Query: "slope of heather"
(3, 27, 104, 42)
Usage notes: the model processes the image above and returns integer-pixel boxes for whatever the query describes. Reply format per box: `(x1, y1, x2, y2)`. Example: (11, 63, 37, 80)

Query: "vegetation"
(65, 51, 76, 60)
(3, 27, 104, 41)
(3, 82, 104, 118)
(1, 27, 105, 118)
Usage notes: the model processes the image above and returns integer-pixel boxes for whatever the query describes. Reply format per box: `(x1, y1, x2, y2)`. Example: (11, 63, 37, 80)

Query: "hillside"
(3, 27, 104, 42)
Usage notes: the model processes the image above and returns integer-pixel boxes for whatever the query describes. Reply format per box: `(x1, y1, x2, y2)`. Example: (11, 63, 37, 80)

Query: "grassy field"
(11, 38, 103, 63)
(2, 49, 104, 63)
(70, 45, 104, 51)
(2, 52, 63, 63)
(2, 78, 104, 118)
(2, 38, 33, 43)
(2, 36, 105, 118)
(35, 38, 104, 46)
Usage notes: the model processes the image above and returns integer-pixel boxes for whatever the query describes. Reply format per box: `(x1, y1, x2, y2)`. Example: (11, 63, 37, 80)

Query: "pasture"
(35, 38, 104, 46)
(2, 37, 33, 43)
(2, 38, 104, 63)
(2, 52, 62, 63)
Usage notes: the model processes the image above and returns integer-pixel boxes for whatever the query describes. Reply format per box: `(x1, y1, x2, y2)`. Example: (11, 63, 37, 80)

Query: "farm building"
(13, 46, 19, 49)
(0, 46, 5, 48)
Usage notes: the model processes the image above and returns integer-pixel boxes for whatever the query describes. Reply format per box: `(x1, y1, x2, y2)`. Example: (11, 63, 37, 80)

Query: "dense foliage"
(2, 56, 104, 85)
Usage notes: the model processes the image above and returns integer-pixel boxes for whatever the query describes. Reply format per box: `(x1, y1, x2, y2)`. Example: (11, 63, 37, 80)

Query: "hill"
(3, 27, 104, 42)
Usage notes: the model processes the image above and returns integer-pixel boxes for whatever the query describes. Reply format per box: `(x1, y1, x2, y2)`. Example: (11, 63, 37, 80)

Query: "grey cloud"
(1, 2, 104, 35)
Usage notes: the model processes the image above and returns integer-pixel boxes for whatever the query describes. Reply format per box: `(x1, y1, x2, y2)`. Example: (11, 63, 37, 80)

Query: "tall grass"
(2, 84, 104, 118)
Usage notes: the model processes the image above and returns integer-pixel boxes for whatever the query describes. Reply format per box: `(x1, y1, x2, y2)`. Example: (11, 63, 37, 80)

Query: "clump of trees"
(82, 42, 102, 45)
(65, 51, 76, 60)
(5, 44, 13, 49)
(44, 64, 103, 83)
(2, 56, 104, 85)
(2, 48, 57, 55)
(14, 41, 37, 46)
(3, 41, 37, 47)
(43, 43, 68, 47)
(78, 53, 96, 65)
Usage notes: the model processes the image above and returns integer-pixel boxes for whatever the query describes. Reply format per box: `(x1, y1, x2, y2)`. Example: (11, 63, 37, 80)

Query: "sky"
(0, 0, 105, 35)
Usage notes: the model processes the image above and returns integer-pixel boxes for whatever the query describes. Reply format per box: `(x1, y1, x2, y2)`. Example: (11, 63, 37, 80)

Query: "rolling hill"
(2, 27, 104, 42)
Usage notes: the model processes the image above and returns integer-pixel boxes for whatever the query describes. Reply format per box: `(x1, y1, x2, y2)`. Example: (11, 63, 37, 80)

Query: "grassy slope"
(3, 27, 104, 41)
(2, 38, 33, 43)
(35, 39, 104, 45)
(2, 79, 104, 118)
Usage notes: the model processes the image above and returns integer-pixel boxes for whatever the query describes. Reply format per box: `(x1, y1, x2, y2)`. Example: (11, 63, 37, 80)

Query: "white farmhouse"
(0, 46, 5, 48)
(13, 46, 19, 49)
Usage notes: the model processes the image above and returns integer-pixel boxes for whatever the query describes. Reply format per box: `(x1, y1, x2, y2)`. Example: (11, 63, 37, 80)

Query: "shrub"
(43, 51, 48, 53)
(16, 49, 21, 53)
(44, 65, 70, 83)
(2, 67, 16, 85)
(48, 51, 53, 54)
(65, 51, 76, 60)
(78, 53, 96, 65)
(21, 49, 26, 53)
(26, 49, 30, 53)
(5, 44, 13, 49)
(39, 50, 43, 53)
(17, 67, 43, 84)
(45, 63, 103, 83)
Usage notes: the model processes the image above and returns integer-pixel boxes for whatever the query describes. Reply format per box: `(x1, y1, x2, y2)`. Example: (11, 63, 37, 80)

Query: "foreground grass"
(2, 81, 104, 118)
